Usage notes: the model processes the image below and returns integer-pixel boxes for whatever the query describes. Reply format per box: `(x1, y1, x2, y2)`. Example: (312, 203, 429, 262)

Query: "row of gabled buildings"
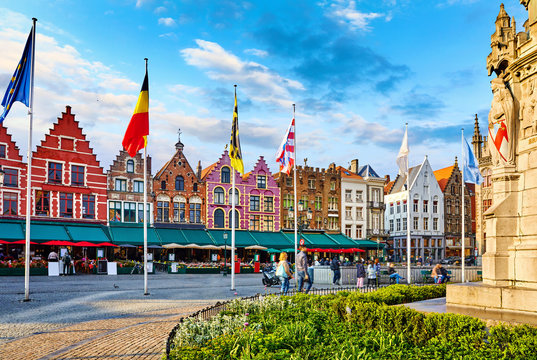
(0, 106, 388, 248)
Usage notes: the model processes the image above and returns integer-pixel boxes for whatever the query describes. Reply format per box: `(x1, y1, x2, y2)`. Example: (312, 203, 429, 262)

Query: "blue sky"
(0, 0, 528, 177)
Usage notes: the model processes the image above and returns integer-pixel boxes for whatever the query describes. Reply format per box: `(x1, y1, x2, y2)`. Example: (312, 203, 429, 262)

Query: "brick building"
(276, 163, 341, 233)
(203, 151, 280, 231)
(107, 150, 153, 224)
(29, 106, 107, 222)
(0, 124, 27, 218)
(152, 136, 204, 226)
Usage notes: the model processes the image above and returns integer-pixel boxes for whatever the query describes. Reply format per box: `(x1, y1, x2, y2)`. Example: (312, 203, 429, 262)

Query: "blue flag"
(463, 135, 483, 185)
(0, 26, 34, 123)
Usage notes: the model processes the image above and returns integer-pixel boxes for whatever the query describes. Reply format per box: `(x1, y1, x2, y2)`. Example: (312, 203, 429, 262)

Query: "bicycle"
(130, 262, 144, 274)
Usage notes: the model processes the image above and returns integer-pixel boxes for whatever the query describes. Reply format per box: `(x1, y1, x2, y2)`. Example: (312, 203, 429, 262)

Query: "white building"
(356, 163, 388, 246)
(337, 163, 368, 240)
(384, 156, 444, 262)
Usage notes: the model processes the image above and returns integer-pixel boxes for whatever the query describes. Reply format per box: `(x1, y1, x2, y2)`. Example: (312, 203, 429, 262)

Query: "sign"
(97, 249, 104, 258)
(171, 263, 178, 273)
(147, 253, 153, 261)
(168, 253, 175, 261)
(211, 254, 218, 261)
(299, 238, 305, 246)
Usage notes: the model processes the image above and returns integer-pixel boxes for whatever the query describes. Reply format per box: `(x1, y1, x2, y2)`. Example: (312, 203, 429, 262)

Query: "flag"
(396, 126, 409, 175)
(463, 135, 483, 184)
(0, 26, 34, 123)
(276, 117, 295, 175)
(488, 119, 508, 162)
(229, 89, 244, 174)
(122, 69, 149, 157)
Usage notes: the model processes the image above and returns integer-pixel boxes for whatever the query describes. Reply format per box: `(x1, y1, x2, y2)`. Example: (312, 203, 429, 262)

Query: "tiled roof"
(201, 162, 217, 180)
(357, 165, 381, 178)
(433, 165, 454, 182)
(390, 165, 420, 193)
(336, 166, 363, 179)
(384, 180, 395, 194)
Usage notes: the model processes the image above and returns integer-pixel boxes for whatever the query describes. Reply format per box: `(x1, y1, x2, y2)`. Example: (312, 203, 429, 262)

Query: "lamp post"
(223, 231, 228, 276)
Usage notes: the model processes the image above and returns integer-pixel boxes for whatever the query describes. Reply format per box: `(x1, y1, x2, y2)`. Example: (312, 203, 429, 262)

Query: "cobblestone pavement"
(0, 273, 283, 359)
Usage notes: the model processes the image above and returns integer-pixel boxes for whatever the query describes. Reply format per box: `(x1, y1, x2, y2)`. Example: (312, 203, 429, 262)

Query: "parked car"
(440, 256, 460, 265)
(465, 256, 476, 266)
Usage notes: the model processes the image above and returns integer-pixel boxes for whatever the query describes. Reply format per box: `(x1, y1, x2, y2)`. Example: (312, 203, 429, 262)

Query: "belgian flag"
(229, 87, 244, 174)
(122, 66, 149, 157)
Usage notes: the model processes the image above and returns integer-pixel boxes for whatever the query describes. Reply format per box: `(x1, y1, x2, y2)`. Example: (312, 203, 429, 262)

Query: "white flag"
(396, 127, 409, 175)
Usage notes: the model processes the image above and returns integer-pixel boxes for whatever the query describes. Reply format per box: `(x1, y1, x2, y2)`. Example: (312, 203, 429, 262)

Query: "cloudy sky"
(0, 0, 527, 178)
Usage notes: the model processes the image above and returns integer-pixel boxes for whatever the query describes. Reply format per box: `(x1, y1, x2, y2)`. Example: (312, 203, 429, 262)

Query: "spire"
(472, 114, 483, 159)
(454, 156, 458, 168)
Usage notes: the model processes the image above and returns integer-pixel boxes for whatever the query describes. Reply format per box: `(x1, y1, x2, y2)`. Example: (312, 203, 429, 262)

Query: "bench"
(477, 270, 482, 281)
(421, 270, 434, 283)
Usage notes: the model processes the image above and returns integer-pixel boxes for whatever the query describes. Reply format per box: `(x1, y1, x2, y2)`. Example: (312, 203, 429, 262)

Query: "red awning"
(73, 241, 100, 247)
(41, 241, 77, 246)
(6, 240, 38, 245)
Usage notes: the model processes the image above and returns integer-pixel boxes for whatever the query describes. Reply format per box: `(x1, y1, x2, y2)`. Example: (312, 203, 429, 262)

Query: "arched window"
(161, 180, 166, 190)
(126, 160, 134, 173)
(214, 209, 225, 228)
(229, 209, 240, 228)
(214, 187, 225, 204)
(228, 188, 239, 205)
(175, 176, 184, 191)
(221, 167, 230, 183)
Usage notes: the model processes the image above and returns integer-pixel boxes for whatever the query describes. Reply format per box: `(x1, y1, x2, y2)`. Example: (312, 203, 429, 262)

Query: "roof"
(390, 165, 420, 193)
(357, 165, 381, 178)
(437, 178, 449, 192)
(336, 166, 363, 180)
(201, 162, 217, 180)
(434, 165, 455, 182)
(384, 180, 395, 194)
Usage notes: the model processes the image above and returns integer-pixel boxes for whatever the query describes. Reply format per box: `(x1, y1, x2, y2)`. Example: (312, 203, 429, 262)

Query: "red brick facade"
(0, 124, 27, 218)
(30, 106, 107, 222)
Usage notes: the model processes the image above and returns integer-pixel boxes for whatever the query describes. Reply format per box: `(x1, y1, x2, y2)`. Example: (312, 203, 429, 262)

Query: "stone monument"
(447, 2, 537, 317)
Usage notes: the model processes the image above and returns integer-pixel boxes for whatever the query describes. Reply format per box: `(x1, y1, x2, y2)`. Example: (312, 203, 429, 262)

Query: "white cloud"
(244, 48, 269, 58)
(154, 6, 167, 14)
(323, 0, 383, 31)
(158, 17, 176, 27)
(181, 40, 304, 109)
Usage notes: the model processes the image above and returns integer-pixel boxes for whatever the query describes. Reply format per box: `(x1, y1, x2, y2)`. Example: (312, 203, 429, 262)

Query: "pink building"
(202, 151, 280, 231)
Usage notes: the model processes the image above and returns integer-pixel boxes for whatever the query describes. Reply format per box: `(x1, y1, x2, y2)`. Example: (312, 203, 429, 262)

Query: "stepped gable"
(0, 123, 24, 161)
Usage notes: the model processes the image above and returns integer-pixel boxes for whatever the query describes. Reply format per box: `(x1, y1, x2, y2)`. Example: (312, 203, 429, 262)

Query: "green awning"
(0, 222, 24, 241)
(66, 225, 110, 243)
(250, 231, 293, 249)
(109, 224, 160, 245)
(155, 228, 188, 245)
(181, 229, 214, 245)
(328, 233, 359, 247)
(354, 239, 386, 249)
(31, 224, 71, 242)
(208, 230, 257, 247)
(296, 233, 339, 248)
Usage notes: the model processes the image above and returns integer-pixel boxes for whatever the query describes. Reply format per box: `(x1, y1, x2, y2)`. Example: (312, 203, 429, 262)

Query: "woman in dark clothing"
(356, 261, 365, 288)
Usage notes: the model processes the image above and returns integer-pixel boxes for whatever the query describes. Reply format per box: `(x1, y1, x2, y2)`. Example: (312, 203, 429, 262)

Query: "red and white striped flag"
(276, 117, 295, 175)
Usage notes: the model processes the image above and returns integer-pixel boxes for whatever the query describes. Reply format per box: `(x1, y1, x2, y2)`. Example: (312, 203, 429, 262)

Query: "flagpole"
(293, 104, 298, 285)
(230, 85, 237, 291)
(405, 123, 411, 285)
(23, 18, 37, 302)
(143, 58, 149, 296)
(461, 129, 466, 283)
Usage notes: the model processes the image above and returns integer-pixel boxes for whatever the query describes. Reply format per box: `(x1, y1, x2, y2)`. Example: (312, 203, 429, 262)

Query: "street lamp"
(223, 231, 228, 277)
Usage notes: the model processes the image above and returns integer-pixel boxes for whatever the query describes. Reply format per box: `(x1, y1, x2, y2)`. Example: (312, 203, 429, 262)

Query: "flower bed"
(167, 284, 537, 359)
(0, 259, 48, 276)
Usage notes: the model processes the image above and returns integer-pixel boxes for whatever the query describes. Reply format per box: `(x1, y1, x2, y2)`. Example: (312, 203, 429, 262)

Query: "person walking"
(305, 259, 315, 294)
(374, 258, 381, 287)
(62, 251, 72, 276)
(296, 241, 309, 292)
(356, 260, 366, 288)
(388, 263, 404, 284)
(431, 263, 442, 283)
(275, 252, 293, 295)
(366, 261, 377, 287)
(330, 256, 341, 286)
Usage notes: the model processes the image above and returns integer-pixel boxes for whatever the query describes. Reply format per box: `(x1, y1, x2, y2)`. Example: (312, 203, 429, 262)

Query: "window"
(109, 201, 122, 222)
(115, 179, 127, 191)
(214, 188, 225, 204)
(403, 200, 407, 213)
(48, 162, 62, 184)
(315, 196, 322, 211)
(345, 224, 352, 237)
(300, 195, 308, 210)
(174, 176, 184, 191)
(190, 203, 201, 223)
(413, 217, 419, 230)
(396, 201, 401, 213)
(433, 218, 438, 231)
(250, 215, 260, 231)
(356, 191, 363, 202)
(82, 195, 95, 219)
(403, 218, 407, 231)
(345, 206, 352, 220)
(71, 165, 84, 186)
(124, 202, 136, 222)
(264, 196, 274, 212)
(3, 193, 17, 215)
(413, 199, 419, 212)
(161, 180, 166, 190)
(257, 175, 266, 189)
(328, 197, 338, 210)
(389, 219, 394, 231)
(357, 225, 363, 238)
(345, 189, 352, 202)
(447, 199, 451, 214)
(390, 203, 394, 214)
(230, 209, 239, 228)
(423, 217, 429, 231)
(396, 218, 401, 231)
(193, 183, 198, 192)
(265, 216, 274, 231)
(433, 200, 438, 213)
(286, 177, 292, 187)
(157, 201, 169, 222)
(126, 160, 134, 173)
(35, 191, 50, 216)
(0, 144, 5, 158)
(60, 193, 73, 218)
(173, 201, 186, 222)
(316, 216, 322, 229)
(214, 209, 225, 228)
(372, 188, 381, 202)
(283, 193, 293, 208)
(138, 203, 150, 222)
(423, 200, 429, 213)
(228, 188, 239, 205)
(250, 195, 260, 211)
(3, 168, 18, 187)
(221, 167, 230, 183)
(330, 181, 336, 191)
(356, 207, 363, 220)
(133, 180, 144, 193)
(308, 179, 315, 189)
(329, 216, 339, 230)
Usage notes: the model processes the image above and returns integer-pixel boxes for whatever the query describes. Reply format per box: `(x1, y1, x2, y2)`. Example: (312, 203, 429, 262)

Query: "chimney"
(384, 174, 390, 183)
(350, 159, 359, 174)
(197, 160, 202, 179)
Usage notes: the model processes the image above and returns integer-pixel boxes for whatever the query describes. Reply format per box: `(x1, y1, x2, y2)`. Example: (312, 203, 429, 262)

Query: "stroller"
(262, 264, 281, 287)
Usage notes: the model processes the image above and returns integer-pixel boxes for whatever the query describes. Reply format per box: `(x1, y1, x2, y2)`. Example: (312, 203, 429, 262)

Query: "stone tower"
(448, 2, 537, 317)
(472, 114, 483, 159)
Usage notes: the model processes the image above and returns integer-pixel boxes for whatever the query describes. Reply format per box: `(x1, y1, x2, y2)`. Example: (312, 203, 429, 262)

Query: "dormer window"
(221, 167, 230, 183)
(175, 176, 184, 191)
(127, 160, 134, 173)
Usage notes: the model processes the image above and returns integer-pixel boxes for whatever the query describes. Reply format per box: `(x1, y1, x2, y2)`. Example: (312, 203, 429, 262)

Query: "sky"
(0, 0, 528, 178)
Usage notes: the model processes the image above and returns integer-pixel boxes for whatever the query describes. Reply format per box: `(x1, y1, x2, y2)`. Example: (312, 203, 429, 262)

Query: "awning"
(109, 224, 160, 245)
(354, 239, 386, 249)
(181, 229, 214, 245)
(31, 224, 71, 242)
(208, 229, 258, 247)
(155, 228, 188, 245)
(0, 222, 24, 241)
(296, 233, 339, 248)
(250, 231, 293, 249)
(41, 240, 77, 246)
(328, 234, 359, 248)
(66, 225, 110, 244)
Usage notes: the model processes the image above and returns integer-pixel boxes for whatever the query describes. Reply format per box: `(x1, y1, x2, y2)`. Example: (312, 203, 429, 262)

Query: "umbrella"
(184, 243, 203, 249)
(97, 242, 118, 247)
(199, 245, 220, 250)
(119, 244, 137, 248)
(3, 240, 38, 245)
(41, 241, 77, 246)
(147, 245, 163, 249)
(218, 245, 236, 250)
(73, 241, 100, 247)
(245, 245, 268, 250)
(265, 248, 280, 253)
(163, 243, 185, 249)
(281, 248, 295, 252)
